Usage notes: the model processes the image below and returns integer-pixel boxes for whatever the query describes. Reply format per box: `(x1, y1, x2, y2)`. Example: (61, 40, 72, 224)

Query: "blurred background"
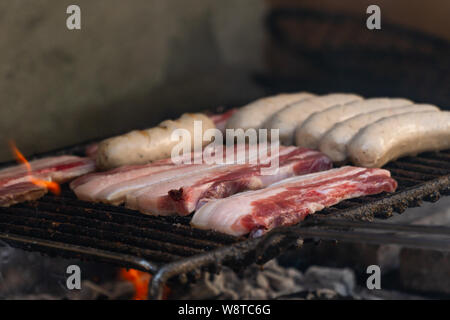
(1, 0, 449, 161)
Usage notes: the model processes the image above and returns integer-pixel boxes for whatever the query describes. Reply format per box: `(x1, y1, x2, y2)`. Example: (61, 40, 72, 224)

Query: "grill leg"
(149, 266, 172, 300)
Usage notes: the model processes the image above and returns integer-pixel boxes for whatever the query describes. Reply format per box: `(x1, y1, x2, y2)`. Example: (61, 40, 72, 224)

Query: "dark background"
(1, 0, 449, 161)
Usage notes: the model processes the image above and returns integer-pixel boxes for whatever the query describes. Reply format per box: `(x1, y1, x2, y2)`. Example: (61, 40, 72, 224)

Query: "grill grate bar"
(8, 203, 227, 249)
(0, 232, 159, 273)
(389, 168, 439, 181)
(394, 176, 425, 188)
(0, 211, 208, 257)
(421, 152, 450, 162)
(0, 222, 181, 263)
(30, 194, 237, 244)
(401, 156, 450, 169)
(385, 161, 450, 175)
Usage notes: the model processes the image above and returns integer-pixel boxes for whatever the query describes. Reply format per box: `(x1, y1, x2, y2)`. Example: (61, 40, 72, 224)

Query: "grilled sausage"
(225, 92, 314, 131)
(348, 111, 450, 168)
(295, 98, 412, 150)
(264, 93, 362, 145)
(319, 104, 440, 163)
(96, 113, 215, 170)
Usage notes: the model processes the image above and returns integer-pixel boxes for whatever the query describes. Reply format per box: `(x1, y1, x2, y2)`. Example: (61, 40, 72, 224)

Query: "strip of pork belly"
(0, 156, 83, 180)
(70, 143, 238, 200)
(0, 182, 48, 207)
(0, 156, 95, 207)
(71, 142, 257, 190)
(82, 164, 208, 204)
(125, 146, 307, 216)
(0, 156, 95, 187)
(169, 148, 332, 215)
(43, 157, 96, 183)
(69, 152, 200, 190)
(90, 143, 269, 205)
(71, 163, 182, 201)
(191, 166, 397, 236)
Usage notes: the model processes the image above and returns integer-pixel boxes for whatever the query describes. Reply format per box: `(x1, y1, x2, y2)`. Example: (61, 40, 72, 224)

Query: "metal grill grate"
(0, 187, 238, 267)
(0, 147, 449, 298)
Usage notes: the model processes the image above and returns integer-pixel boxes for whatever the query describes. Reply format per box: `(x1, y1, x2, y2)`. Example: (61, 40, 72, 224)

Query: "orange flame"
(120, 268, 151, 300)
(9, 141, 61, 195)
(119, 268, 170, 300)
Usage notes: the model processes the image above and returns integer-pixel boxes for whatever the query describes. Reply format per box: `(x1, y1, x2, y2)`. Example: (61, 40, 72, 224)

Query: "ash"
(0, 243, 428, 300)
(171, 260, 424, 300)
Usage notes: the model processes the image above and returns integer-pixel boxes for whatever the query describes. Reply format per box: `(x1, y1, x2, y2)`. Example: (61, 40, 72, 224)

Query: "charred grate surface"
(0, 187, 239, 269)
(0, 145, 450, 295)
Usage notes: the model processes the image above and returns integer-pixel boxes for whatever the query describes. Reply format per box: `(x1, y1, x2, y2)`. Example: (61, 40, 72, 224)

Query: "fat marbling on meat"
(168, 148, 332, 215)
(0, 155, 95, 207)
(191, 166, 397, 236)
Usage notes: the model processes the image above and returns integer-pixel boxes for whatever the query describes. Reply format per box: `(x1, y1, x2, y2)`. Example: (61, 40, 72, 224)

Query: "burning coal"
(119, 268, 170, 300)
(119, 268, 151, 300)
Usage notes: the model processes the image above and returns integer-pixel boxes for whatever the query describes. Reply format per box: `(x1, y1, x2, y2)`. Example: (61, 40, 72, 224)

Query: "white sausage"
(96, 113, 215, 170)
(225, 92, 314, 131)
(264, 93, 362, 145)
(347, 111, 450, 168)
(319, 104, 440, 163)
(295, 98, 412, 150)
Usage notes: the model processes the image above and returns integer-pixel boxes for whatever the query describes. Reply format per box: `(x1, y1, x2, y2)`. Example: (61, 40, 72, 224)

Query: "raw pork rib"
(71, 163, 190, 202)
(0, 155, 95, 207)
(0, 156, 94, 186)
(124, 145, 293, 214)
(191, 166, 397, 236)
(72, 144, 264, 204)
(0, 182, 47, 207)
(126, 147, 332, 216)
(168, 148, 332, 215)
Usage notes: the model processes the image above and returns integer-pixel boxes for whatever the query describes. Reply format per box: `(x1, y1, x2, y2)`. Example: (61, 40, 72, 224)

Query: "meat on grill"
(226, 92, 315, 132)
(70, 145, 227, 200)
(191, 166, 397, 236)
(70, 145, 224, 191)
(125, 147, 330, 215)
(96, 113, 216, 170)
(72, 143, 272, 205)
(0, 155, 95, 186)
(294, 97, 412, 150)
(89, 164, 209, 205)
(123, 145, 297, 213)
(348, 111, 450, 168)
(0, 182, 48, 207)
(167, 148, 332, 215)
(0, 155, 96, 207)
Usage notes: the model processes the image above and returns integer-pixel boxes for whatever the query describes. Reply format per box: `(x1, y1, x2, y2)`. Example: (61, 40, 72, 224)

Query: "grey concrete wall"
(0, 0, 266, 161)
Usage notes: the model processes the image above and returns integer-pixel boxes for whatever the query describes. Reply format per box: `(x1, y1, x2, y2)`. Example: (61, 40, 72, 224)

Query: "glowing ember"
(119, 268, 171, 300)
(9, 141, 61, 195)
(120, 268, 151, 300)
